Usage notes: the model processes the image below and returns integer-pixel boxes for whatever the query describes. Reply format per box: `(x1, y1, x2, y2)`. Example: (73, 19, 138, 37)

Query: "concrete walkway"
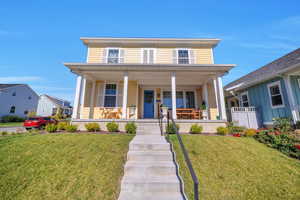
(118, 123, 185, 200)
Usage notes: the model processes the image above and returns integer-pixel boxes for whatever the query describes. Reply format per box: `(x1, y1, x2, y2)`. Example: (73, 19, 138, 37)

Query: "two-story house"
(64, 37, 235, 132)
(0, 84, 39, 118)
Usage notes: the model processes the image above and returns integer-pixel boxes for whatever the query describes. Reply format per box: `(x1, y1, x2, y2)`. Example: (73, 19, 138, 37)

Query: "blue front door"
(144, 90, 154, 118)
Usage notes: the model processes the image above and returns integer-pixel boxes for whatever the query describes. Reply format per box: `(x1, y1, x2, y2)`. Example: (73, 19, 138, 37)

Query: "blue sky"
(0, 0, 299, 103)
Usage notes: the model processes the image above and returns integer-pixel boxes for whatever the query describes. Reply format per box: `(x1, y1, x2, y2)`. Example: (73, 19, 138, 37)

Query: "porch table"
(176, 108, 201, 119)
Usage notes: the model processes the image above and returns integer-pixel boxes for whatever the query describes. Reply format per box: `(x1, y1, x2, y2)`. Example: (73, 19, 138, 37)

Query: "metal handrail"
(160, 108, 199, 200)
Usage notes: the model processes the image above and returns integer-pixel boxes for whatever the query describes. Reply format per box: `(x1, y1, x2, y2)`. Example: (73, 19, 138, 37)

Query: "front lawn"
(0, 134, 133, 200)
(170, 135, 300, 200)
(0, 122, 23, 127)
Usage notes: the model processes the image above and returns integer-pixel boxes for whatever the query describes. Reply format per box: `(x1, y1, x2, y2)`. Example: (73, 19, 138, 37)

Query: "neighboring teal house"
(225, 48, 300, 126)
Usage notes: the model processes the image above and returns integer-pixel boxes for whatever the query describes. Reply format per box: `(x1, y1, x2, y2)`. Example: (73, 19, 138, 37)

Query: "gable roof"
(42, 94, 71, 107)
(0, 84, 24, 90)
(225, 48, 300, 91)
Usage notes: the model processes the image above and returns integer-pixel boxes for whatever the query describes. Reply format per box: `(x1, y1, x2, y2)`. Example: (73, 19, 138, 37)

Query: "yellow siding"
(193, 48, 213, 64)
(86, 46, 213, 64)
(156, 48, 173, 63)
(87, 47, 104, 63)
(124, 48, 141, 63)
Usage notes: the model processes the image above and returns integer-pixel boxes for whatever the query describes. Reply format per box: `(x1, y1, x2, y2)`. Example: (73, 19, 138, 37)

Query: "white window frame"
(239, 91, 250, 107)
(106, 48, 121, 64)
(267, 81, 285, 109)
(102, 82, 118, 107)
(141, 48, 156, 64)
(176, 48, 191, 64)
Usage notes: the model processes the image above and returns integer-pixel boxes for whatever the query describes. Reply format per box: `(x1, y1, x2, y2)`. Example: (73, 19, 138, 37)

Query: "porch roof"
(64, 63, 235, 76)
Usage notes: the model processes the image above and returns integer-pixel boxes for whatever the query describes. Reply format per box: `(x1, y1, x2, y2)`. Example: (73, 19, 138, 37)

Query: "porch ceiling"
(83, 71, 217, 85)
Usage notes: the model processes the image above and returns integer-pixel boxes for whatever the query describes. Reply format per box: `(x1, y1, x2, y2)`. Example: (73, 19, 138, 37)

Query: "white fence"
(231, 107, 261, 129)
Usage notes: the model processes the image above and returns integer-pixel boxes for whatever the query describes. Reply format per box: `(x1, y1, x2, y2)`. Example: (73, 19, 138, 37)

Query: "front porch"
(71, 70, 228, 122)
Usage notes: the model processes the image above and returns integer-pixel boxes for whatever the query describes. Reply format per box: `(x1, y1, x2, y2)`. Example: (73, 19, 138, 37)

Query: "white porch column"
(216, 76, 227, 120)
(171, 72, 177, 119)
(79, 77, 87, 119)
(72, 76, 83, 119)
(213, 78, 220, 119)
(122, 72, 128, 119)
(284, 75, 300, 123)
(89, 81, 96, 119)
(203, 82, 210, 120)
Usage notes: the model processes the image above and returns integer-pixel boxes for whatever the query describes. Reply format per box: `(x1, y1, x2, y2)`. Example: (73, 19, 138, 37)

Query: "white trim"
(141, 48, 156, 64)
(239, 91, 250, 107)
(171, 72, 177, 119)
(267, 80, 285, 109)
(298, 78, 300, 89)
(89, 81, 96, 119)
(283, 75, 300, 123)
(217, 76, 227, 120)
(176, 48, 191, 64)
(210, 48, 214, 64)
(79, 77, 87, 119)
(213, 78, 219, 116)
(122, 72, 128, 119)
(102, 81, 119, 107)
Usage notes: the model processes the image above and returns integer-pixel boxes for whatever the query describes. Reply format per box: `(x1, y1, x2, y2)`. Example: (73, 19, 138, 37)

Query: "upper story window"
(10, 106, 16, 113)
(267, 81, 284, 108)
(28, 96, 32, 100)
(142, 49, 155, 64)
(12, 92, 16, 96)
(104, 84, 117, 107)
(106, 48, 124, 64)
(174, 49, 194, 64)
(240, 91, 249, 107)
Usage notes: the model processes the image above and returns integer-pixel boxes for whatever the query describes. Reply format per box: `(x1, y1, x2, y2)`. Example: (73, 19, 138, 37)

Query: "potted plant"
(200, 104, 208, 120)
(128, 105, 136, 119)
(160, 104, 169, 119)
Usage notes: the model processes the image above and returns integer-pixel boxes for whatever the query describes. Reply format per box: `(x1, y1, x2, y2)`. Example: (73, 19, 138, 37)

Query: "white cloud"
(0, 76, 42, 83)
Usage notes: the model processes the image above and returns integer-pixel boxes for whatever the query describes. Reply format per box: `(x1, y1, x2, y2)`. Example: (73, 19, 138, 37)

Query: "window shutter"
(118, 83, 123, 107)
(103, 48, 107, 63)
(172, 49, 177, 64)
(119, 49, 124, 63)
(149, 49, 154, 64)
(189, 49, 195, 64)
(143, 49, 148, 64)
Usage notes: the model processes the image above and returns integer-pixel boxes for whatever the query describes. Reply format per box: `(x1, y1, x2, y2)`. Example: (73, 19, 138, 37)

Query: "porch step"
(130, 136, 169, 151)
(124, 161, 176, 177)
(136, 123, 161, 135)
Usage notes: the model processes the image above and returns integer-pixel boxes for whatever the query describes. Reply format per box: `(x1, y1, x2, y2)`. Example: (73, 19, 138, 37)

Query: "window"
(142, 49, 155, 64)
(107, 48, 120, 63)
(10, 106, 16, 113)
(24, 110, 28, 115)
(177, 49, 190, 64)
(104, 84, 117, 107)
(163, 91, 195, 108)
(185, 91, 195, 108)
(12, 92, 16, 96)
(28, 96, 32, 100)
(267, 81, 284, 108)
(240, 92, 249, 107)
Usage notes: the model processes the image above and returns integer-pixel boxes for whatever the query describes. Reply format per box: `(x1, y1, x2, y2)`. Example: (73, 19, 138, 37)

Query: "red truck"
(23, 117, 57, 130)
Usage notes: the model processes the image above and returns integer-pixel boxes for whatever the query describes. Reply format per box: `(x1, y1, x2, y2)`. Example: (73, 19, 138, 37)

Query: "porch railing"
(158, 107, 199, 200)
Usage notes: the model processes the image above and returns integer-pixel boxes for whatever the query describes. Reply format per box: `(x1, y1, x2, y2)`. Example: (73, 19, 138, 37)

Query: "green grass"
(0, 134, 133, 200)
(170, 135, 300, 200)
(0, 122, 23, 127)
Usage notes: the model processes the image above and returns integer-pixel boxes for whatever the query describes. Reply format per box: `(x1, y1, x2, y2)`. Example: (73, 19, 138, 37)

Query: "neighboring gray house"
(0, 84, 39, 118)
(37, 94, 72, 117)
(225, 48, 300, 127)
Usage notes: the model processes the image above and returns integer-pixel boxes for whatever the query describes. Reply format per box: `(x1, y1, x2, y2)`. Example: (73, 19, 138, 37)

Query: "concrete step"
(124, 161, 176, 177)
(120, 176, 181, 193)
(129, 142, 170, 151)
(127, 151, 173, 162)
(131, 135, 166, 143)
(118, 191, 184, 200)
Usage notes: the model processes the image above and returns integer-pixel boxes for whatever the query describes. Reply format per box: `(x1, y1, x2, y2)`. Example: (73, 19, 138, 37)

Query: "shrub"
(190, 124, 203, 134)
(273, 118, 292, 133)
(106, 122, 119, 132)
(27, 111, 36, 118)
(254, 130, 300, 159)
(1, 131, 8, 136)
(65, 124, 78, 132)
(244, 128, 257, 137)
(216, 127, 229, 135)
(45, 124, 57, 133)
(1, 115, 25, 123)
(166, 123, 179, 134)
(57, 122, 69, 131)
(295, 121, 300, 129)
(125, 122, 137, 134)
(85, 122, 100, 132)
